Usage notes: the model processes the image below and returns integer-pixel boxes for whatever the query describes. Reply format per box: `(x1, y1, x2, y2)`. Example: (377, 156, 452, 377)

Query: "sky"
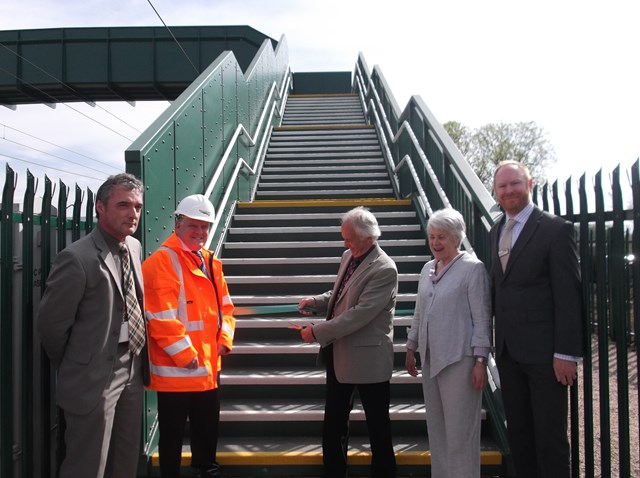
(0, 0, 639, 198)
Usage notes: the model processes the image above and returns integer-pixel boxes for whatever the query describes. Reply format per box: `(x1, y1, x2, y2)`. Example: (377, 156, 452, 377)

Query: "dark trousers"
(496, 349, 570, 478)
(157, 388, 220, 478)
(323, 356, 396, 478)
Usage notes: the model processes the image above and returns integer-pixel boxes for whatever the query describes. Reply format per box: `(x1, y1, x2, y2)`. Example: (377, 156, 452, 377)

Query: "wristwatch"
(475, 356, 487, 365)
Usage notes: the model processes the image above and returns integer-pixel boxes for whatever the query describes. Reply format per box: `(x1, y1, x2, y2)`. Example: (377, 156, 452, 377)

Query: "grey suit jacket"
(312, 243, 398, 384)
(490, 206, 583, 363)
(37, 228, 144, 414)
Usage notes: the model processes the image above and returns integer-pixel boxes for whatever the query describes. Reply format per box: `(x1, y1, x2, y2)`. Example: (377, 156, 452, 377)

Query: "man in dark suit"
(37, 173, 145, 478)
(490, 161, 583, 478)
(298, 206, 398, 478)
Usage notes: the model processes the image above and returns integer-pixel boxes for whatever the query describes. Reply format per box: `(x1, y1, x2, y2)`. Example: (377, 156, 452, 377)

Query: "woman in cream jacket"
(405, 208, 492, 478)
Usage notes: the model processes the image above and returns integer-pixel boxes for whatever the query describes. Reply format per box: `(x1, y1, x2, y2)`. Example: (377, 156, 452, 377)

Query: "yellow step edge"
(238, 199, 412, 208)
(151, 450, 502, 467)
(274, 124, 373, 131)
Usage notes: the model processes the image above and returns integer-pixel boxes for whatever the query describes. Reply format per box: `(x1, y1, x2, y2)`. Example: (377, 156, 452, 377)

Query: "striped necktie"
(119, 244, 145, 355)
(193, 250, 209, 277)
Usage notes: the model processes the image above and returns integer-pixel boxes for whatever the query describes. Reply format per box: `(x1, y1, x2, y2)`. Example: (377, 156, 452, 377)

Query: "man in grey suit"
(298, 206, 398, 478)
(490, 161, 583, 478)
(38, 173, 145, 478)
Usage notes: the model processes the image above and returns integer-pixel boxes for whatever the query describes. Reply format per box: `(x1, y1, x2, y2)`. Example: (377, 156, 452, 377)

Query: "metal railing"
(125, 35, 290, 258)
(352, 53, 511, 466)
(124, 34, 290, 467)
(352, 53, 497, 264)
(535, 164, 640, 478)
(203, 71, 291, 255)
(1, 166, 95, 478)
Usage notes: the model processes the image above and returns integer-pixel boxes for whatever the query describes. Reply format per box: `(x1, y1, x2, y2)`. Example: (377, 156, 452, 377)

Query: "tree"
(443, 121, 557, 191)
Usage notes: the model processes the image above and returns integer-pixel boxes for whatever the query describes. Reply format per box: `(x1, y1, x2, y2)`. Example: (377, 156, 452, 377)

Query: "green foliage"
(443, 121, 557, 191)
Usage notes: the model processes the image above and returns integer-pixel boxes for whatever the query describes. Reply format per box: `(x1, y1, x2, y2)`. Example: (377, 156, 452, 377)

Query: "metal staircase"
(157, 94, 502, 476)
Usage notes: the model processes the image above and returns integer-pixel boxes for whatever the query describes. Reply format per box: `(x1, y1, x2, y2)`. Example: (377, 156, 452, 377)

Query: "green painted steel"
(21, 171, 35, 478)
(1, 30, 639, 476)
(292, 72, 352, 94)
(0, 168, 104, 477)
(0, 26, 275, 105)
(353, 53, 497, 266)
(126, 36, 289, 257)
(1, 165, 15, 478)
(125, 34, 290, 469)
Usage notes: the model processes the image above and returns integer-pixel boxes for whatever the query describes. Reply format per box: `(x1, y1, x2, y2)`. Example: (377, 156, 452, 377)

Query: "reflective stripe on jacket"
(142, 232, 235, 392)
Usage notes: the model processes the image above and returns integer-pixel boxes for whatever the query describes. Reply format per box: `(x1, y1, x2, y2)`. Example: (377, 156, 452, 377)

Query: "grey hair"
(427, 208, 466, 247)
(95, 173, 143, 218)
(342, 206, 381, 240)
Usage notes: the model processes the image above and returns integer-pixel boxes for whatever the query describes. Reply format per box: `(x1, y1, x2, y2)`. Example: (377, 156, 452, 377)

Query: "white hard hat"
(174, 194, 216, 223)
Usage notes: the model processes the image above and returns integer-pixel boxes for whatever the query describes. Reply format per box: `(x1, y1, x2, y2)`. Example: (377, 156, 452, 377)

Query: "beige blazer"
(37, 228, 144, 414)
(312, 243, 398, 384)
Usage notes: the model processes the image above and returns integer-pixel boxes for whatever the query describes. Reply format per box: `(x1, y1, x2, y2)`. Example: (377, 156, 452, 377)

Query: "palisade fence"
(534, 161, 640, 478)
(1, 159, 639, 477)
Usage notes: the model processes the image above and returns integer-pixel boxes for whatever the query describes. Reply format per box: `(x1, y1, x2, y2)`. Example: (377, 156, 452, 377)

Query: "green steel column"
(21, 171, 35, 478)
(57, 182, 68, 253)
(610, 166, 630, 477)
(578, 173, 595, 478)
(633, 161, 640, 472)
(39, 175, 54, 478)
(1, 164, 16, 478)
(594, 170, 612, 478)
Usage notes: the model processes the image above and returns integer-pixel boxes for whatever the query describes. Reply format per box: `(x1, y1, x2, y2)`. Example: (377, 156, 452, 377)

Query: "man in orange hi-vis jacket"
(142, 194, 235, 478)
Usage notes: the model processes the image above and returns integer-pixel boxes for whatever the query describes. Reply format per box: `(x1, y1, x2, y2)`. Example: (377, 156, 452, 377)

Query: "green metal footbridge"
(0, 25, 547, 477)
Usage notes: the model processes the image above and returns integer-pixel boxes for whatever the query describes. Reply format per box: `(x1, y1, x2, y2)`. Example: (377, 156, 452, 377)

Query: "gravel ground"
(573, 336, 639, 477)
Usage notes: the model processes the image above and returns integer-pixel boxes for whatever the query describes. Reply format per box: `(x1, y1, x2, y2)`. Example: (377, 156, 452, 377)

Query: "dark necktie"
(330, 258, 360, 319)
(337, 258, 359, 299)
(193, 250, 209, 277)
(119, 244, 145, 355)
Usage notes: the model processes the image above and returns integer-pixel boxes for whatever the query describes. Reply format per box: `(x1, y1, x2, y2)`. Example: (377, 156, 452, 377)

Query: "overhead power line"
(0, 152, 108, 182)
(0, 66, 134, 142)
(2, 136, 117, 176)
(0, 122, 121, 172)
(146, 0, 200, 75)
(0, 41, 142, 134)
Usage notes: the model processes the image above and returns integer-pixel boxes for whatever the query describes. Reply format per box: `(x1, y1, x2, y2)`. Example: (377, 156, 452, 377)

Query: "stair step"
(222, 255, 428, 265)
(229, 342, 414, 355)
(157, 437, 503, 466)
(268, 139, 379, 147)
(221, 367, 421, 385)
(271, 131, 377, 140)
(265, 153, 383, 161)
(232, 210, 417, 219)
(256, 173, 390, 181)
(258, 180, 391, 188)
(226, 273, 419, 284)
(255, 189, 395, 197)
(261, 164, 386, 173)
(230, 293, 417, 305)
(224, 239, 426, 249)
(219, 398, 427, 422)
(152, 438, 503, 473)
(227, 225, 420, 234)
(268, 145, 381, 153)
(233, 316, 414, 328)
